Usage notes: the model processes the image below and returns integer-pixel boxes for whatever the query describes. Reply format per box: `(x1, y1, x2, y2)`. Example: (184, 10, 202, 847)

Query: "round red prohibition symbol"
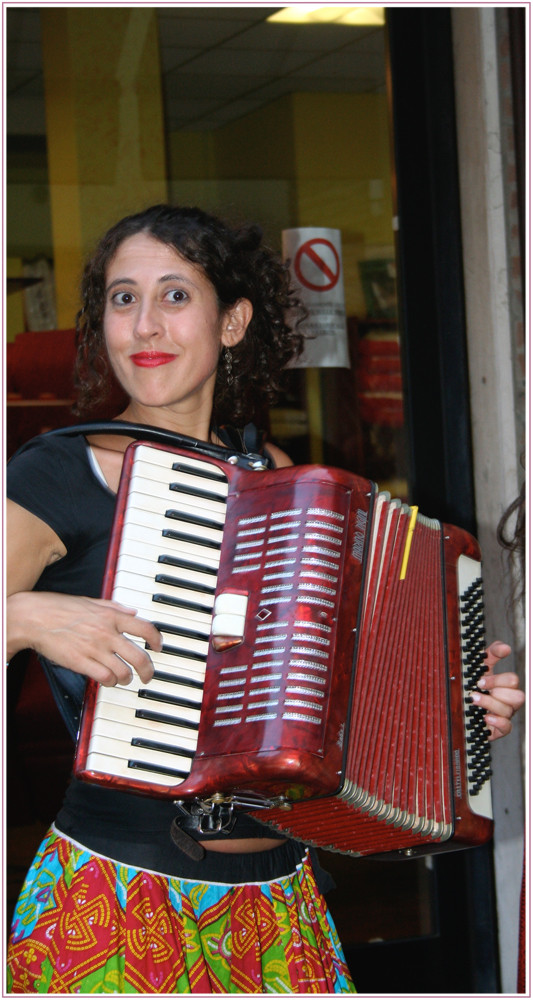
(294, 237, 340, 292)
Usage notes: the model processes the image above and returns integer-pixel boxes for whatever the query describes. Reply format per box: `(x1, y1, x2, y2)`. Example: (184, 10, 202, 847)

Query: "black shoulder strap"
(11, 419, 270, 471)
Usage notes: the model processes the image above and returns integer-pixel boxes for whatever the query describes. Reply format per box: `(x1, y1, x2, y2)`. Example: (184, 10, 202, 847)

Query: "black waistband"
(56, 778, 285, 872)
(54, 821, 311, 884)
(54, 778, 334, 891)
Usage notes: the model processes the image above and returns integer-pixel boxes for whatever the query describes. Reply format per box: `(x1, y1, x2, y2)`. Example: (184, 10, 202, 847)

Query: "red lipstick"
(131, 352, 176, 368)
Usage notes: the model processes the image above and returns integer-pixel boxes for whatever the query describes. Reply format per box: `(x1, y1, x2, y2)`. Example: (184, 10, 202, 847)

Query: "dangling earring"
(223, 347, 234, 385)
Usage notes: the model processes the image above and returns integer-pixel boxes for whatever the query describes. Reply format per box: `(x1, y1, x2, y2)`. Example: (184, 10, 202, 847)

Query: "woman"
(6, 204, 523, 994)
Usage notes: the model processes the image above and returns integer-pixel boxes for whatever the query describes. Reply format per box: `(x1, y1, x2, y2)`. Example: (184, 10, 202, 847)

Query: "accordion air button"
(213, 593, 248, 617)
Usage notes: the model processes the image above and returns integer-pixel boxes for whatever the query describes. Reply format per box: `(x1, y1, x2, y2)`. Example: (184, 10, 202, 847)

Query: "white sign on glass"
(282, 227, 350, 369)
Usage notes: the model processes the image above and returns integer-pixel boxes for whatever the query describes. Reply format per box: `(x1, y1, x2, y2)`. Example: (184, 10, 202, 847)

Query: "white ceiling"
(6, 6, 386, 136)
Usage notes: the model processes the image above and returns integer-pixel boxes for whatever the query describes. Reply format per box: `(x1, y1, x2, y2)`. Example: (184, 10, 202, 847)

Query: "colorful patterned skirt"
(7, 828, 356, 994)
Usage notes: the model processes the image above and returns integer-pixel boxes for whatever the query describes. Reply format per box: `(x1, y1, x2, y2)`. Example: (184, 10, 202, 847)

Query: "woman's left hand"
(472, 641, 525, 741)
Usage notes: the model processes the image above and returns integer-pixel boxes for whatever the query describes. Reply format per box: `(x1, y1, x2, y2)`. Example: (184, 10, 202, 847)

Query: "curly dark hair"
(497, 478, 526, 604)
(74, 204, 305, 426)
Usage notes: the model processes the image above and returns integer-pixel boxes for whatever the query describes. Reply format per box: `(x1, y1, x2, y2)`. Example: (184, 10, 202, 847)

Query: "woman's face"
(103, 232, 239, 418)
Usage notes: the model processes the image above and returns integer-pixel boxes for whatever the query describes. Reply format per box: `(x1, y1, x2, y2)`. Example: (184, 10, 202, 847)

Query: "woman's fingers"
(478, 670, 524, 701)
(475, 641, 524, 740)
(484, 715, 513, 741)
(112, 631, 160, 685)
(74, 601, 162, 685)
(483, 640, 512, 669)
(472, 670, 525, 742)
(113, 607, 163, 684)
(472, 686, 524, 718)
(14, 591, 163, 686)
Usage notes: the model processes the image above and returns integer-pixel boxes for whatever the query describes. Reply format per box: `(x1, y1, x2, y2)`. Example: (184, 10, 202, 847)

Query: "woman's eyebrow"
(106, 277, 136, 293)
(105, 273, 196, 293)
(159, 273, 195, 286)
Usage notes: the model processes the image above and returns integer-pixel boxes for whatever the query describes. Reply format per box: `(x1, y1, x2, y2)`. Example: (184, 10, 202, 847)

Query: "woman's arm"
(6, 499, 161, 685)
(264, 442, 293, 469)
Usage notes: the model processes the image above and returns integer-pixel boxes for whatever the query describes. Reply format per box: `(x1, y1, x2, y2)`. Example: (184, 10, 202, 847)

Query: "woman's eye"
(165, 289, 188, 303)
(112, 291, 135, 306)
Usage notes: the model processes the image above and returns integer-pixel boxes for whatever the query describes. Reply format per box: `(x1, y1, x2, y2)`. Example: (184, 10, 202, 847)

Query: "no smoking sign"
(282, 227, 349, 368)
(294, 237, 341, 292)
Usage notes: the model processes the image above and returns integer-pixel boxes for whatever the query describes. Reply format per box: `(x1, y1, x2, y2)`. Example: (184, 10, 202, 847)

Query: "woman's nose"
(133, 300, 163, 339)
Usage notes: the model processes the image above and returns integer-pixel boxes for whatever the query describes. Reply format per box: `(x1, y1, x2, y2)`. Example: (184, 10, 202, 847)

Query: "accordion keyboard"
(84, 445, 229, 788)
(457, 554, 493, 820)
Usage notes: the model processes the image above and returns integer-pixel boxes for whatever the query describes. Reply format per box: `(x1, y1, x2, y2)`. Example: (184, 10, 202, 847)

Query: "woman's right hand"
(6, 591, 162, 686)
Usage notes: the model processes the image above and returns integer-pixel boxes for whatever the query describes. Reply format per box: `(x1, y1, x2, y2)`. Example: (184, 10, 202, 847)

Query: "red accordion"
(75, 439, 493, 858)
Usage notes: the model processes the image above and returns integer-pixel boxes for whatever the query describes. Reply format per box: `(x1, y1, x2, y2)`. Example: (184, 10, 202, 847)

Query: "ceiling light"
(267, 6, 386, 26)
